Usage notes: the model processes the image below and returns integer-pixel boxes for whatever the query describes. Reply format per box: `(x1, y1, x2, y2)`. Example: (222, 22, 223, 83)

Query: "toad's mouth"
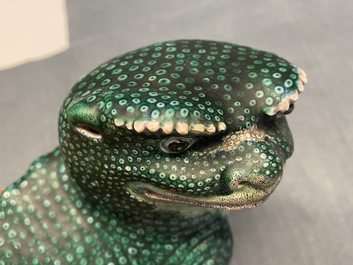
(127, 176, 281, 210)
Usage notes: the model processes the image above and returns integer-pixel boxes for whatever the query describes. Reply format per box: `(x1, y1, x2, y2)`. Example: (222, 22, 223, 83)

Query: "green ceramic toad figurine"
(0, 40, 307, 265)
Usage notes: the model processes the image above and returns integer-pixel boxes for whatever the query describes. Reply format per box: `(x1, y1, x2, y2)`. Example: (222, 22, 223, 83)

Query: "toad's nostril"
(219, 170, 250, 194)
(228, 173, 251, 191)
(222, 169, 282, 193)
(229, 181, 251, 191)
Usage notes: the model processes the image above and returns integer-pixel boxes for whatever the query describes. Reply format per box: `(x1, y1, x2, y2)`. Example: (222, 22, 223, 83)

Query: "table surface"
(1, 1, 352, 264)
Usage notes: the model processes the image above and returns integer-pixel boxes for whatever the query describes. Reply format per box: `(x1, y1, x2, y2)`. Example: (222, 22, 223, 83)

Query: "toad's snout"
(220, 168, 282, 196)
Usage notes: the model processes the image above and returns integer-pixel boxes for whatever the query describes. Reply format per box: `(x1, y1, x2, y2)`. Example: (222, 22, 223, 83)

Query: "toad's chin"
(127, 176, 281, 210)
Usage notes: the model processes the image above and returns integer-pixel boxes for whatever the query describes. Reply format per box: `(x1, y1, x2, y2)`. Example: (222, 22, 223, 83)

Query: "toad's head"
(58, 40, 306, 212)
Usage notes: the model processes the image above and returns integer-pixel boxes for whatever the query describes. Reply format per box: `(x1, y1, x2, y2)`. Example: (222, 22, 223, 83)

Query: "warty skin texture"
(0, 40, 306, 265)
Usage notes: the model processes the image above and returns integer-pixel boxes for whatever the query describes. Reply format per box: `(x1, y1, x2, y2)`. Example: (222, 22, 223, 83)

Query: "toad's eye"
(284, 103, 295, 115)
(75, 123, 102, 139)
(159, 137, 196, 154)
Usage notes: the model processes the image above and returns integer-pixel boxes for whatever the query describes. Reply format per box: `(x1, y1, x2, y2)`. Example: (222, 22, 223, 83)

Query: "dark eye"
(284, 104, 295, 115)
(75, 123, 102, 139)
(159, 137, 196, 154)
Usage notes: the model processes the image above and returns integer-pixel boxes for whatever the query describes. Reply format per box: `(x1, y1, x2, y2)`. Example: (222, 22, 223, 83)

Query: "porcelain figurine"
(0, 40, 307, 265)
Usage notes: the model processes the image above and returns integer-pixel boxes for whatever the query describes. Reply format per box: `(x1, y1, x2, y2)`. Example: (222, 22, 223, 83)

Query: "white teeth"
(175, 122, 189, 135)
(299, 73, 308, 85)
(114, 118, 124, 127)
(191, 124, 205, 134)
(266, 67, 308, 116)
(205, 124, 216, 134)
(133, 121, 147, 133)
(146, 121, 160, 132)
(297, 67, 308, 85)
(289, 90, 299, 101)
(218, 122, 227, 132)
(114, 119, 226, 135)
(126, 121, 133, 130)
(268, 90, 299, 115)
(297, 67, 308, 94)
(161, 121, 174, 134)
(275, 100, 290, 113)
(297, 81, 304, 93)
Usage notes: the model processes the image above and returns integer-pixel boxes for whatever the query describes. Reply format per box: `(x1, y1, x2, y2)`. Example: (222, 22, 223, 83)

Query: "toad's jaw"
(127, 175, 281, 210)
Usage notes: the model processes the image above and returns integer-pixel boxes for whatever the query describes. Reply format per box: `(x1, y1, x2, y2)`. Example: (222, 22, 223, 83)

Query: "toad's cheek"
(126, 174, 282, 211)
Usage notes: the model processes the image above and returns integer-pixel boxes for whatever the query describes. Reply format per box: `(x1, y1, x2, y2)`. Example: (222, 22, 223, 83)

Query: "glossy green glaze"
(0, 40, 306, 265)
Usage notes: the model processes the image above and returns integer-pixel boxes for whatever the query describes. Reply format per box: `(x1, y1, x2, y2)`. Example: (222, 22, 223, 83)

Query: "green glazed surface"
(0, 40, 304, 265)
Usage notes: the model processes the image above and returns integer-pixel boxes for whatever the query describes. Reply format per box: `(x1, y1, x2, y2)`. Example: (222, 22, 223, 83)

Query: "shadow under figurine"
(0, 40, 307, 265)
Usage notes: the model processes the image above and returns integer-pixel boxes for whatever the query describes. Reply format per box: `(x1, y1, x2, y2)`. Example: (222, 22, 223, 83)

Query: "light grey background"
(1, 1, 352, 264)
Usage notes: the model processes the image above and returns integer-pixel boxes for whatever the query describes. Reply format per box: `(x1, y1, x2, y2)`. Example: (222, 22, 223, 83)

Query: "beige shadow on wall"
(0, 0, 69, 71)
